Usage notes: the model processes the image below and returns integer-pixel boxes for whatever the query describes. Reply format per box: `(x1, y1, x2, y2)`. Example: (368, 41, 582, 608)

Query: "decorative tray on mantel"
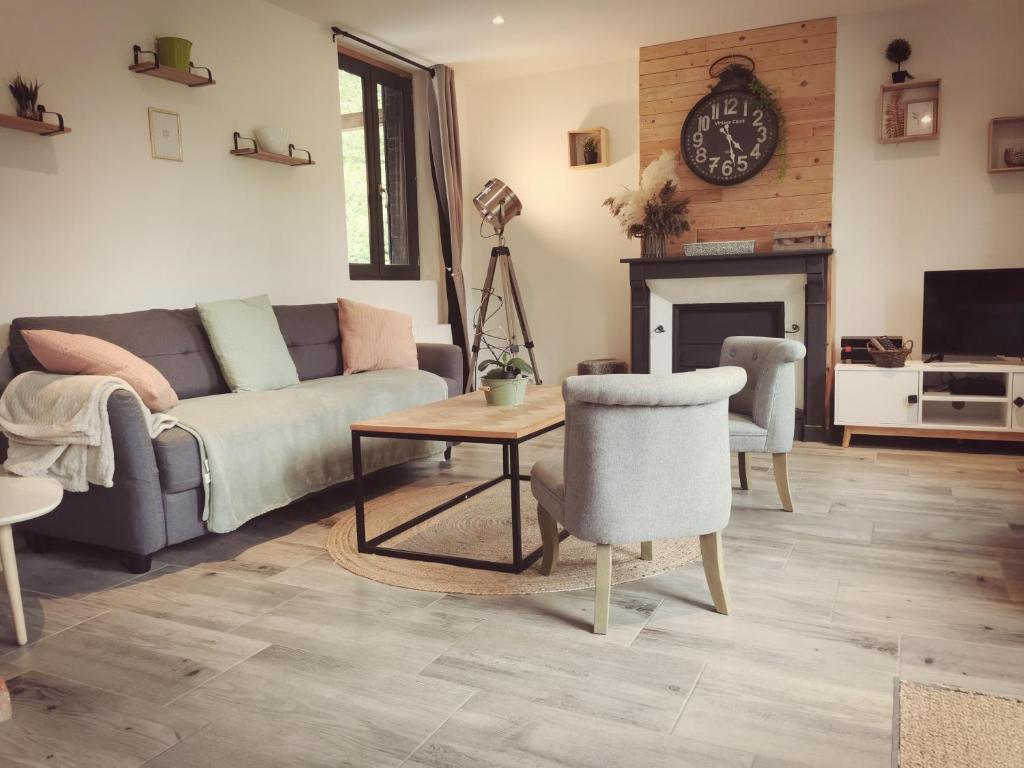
(683, 240, 755, 257)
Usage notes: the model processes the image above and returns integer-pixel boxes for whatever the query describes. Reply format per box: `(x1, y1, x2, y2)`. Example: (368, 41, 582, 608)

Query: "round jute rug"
(326, 479, 700, 595)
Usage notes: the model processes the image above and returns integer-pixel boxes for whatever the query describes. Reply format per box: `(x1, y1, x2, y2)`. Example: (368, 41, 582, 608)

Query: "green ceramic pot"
(482, 376, 527, 407)
(157, 37, 192, 71)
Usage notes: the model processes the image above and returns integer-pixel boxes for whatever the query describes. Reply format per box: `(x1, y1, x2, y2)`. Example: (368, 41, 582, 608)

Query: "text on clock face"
(681, 91, 778, 185)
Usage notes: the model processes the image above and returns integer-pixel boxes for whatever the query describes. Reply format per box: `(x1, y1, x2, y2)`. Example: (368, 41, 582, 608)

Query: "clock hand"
(719, 125, 737, 162)
(721, 123, 744, 154)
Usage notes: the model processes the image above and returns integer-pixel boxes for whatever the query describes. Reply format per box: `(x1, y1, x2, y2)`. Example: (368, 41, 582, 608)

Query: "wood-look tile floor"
(1, 434, 1023, 767)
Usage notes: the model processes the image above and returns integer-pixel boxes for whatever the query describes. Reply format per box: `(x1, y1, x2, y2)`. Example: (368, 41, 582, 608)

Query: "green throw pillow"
(196, 295, 299, 392)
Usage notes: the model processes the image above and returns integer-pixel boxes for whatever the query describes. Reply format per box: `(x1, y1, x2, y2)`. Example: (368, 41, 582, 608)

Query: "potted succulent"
(8, 74, 41, 120)
(603, 150, 691, 259)
(583, 135, 600, 165)
(885, 38, 914, 84)
(478, 337, 534, 407)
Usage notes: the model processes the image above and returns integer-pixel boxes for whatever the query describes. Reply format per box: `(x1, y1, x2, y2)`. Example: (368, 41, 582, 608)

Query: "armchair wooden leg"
(772, 452, 795, 512)
(640, 541, 654, 561)
(738, 452, 751, 490)
(536, 505, 560, 576)
(699, 531, 730, 616)
(594, 544, 612, 635)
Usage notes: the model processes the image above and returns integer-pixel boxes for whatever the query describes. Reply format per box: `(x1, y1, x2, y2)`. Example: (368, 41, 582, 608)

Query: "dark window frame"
(339, 53, 420, 280)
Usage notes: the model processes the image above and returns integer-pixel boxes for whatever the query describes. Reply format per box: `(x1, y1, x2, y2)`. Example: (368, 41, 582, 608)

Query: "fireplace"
(672, 302, 785, 372)
(621, 248, 833, 442)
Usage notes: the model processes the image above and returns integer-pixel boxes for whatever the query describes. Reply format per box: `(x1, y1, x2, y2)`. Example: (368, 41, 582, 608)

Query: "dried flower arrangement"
(8, 73, 41, 120)
(603, 150, 691, 259)
(884, 90, 905, 139)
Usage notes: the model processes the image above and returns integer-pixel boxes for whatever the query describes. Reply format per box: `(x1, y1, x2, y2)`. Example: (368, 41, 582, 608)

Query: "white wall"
(832, 0, 1024, 344)
(460, 59, 640, 384)
(0, 0, 441, 364)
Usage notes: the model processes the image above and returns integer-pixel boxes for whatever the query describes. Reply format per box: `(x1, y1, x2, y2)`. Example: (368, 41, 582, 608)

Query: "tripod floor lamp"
(468, 178, 541, 391)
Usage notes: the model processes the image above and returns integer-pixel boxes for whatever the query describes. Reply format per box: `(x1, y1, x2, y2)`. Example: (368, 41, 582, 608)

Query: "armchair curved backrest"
(719, 336, 806, 453)
(561, 368, 746, 544)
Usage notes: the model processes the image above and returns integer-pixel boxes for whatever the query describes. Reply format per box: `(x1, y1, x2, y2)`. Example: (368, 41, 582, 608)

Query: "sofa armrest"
(417, 343, 464, 398)
(16, 389, 169, 557)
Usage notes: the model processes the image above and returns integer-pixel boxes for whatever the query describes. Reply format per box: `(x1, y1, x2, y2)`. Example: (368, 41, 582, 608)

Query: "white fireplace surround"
(648, 275, 807, 407)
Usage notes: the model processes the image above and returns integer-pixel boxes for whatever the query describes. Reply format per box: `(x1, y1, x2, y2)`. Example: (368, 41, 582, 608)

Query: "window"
(339, 53, 419, 280)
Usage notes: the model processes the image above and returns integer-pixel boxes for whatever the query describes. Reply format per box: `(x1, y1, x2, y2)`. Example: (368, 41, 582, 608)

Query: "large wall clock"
(681, 56, 780, 186)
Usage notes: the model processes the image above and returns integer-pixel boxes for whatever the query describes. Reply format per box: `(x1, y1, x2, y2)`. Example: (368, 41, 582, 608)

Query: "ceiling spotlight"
(492, 15, 505, 25)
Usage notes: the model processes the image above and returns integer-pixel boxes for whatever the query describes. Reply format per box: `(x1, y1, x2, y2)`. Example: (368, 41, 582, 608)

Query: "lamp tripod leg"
(502, 252, 542, 385)
(466, 250, 500, 393)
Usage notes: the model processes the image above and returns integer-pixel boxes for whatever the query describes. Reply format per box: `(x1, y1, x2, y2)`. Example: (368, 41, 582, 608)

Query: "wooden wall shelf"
(878, 79, 941, 144)
(129, 45, 215, 87)
(0, 112, 71, 136)
(230, 132, 314, 166)
(988, 115, 1024, 174)
(567, 127, 609, 169)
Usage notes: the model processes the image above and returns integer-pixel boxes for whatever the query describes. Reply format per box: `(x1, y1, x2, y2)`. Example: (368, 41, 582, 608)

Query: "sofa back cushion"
(10, 303, 345, 400)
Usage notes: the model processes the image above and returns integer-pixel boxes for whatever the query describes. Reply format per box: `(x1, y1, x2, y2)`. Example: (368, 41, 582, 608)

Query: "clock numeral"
(695, 146, 707, 163)
(692, 131, 703, 148)
(753, 109, 764, 127)
(736, 155, 748, 173)
(699, 115, 711, 131)
(724, 97, 738, 116)
(743, 100, 749, 117)
(750, 143, 761, 158)
(721, 159, 734, 176)
(757, 126, 767, 143)
(711, 102, 720, 119)
(708, 156, 720, 173)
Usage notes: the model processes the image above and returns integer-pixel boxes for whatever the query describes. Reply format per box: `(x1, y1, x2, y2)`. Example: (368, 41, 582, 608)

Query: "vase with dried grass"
(604, 150, 690, 260)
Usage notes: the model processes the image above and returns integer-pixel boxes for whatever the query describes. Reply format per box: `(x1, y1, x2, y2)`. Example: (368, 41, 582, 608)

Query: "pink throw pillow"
(21, 329, 179, 412)
(337, 299, 418, 375)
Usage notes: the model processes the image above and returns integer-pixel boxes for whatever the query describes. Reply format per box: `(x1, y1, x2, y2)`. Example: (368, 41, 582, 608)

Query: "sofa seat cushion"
(154, 427, 203, 494)
(167, 368, 449, 533)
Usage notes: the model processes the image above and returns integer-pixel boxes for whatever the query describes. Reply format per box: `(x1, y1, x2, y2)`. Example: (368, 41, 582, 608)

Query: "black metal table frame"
(353, 421, 568, 573)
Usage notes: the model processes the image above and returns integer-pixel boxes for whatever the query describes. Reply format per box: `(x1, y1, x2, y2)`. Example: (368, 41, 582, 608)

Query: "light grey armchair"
(530, 368, 747, 634)
(719, 336, 807, 512)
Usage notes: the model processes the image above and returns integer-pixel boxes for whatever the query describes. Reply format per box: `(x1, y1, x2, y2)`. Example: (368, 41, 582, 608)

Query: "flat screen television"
(922, 268, 1024, 358)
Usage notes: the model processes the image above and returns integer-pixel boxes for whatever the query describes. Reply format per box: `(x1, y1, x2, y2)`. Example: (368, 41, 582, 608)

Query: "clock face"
(681, 90, 779, 185)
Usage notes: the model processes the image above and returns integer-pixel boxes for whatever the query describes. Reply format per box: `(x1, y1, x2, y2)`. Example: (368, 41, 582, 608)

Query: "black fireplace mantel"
(621, 248, 834, 442)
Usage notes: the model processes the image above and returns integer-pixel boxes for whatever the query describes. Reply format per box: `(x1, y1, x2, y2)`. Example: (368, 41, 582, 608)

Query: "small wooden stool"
(577, 358, 628, 376)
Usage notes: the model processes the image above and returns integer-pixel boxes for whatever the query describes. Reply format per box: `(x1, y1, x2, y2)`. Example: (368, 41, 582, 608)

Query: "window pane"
(339, 70, 371, 265)
(377, 82, 411, 266)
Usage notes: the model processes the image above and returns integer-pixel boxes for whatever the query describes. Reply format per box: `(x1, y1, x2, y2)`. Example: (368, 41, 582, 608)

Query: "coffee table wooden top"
(351, 385, 564, 441)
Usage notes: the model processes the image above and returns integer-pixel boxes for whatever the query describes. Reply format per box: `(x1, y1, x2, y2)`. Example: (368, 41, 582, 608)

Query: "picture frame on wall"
(904, 99, 936, 137)
(148, 108, 182, 161)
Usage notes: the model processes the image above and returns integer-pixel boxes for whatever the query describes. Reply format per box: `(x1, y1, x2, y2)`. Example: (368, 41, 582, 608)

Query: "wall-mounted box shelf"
(567, 127, 608, 169)
(230, 132, 314, 166)
(129, 45, 215, 87)
(988, 115, 1024, 174)
(0, 111, 70, 137)
(878, 79, 941, 144)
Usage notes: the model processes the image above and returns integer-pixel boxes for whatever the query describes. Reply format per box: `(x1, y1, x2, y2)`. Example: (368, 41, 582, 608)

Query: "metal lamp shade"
(473, 178, 522, 233)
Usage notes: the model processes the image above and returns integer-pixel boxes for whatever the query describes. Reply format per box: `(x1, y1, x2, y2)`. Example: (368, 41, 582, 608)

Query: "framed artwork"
(905, 99, 936, 137)
(148, 108, 182, 161)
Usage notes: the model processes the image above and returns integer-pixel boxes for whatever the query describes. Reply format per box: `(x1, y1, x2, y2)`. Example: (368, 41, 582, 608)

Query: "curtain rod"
(331, 27, 435, 77)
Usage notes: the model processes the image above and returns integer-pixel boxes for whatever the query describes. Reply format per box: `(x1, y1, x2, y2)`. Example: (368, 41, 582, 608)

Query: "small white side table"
(0, 474, 63, 645)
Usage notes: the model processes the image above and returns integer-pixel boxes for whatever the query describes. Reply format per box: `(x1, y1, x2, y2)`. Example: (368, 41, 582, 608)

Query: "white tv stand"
(835, 360, 1024, 446)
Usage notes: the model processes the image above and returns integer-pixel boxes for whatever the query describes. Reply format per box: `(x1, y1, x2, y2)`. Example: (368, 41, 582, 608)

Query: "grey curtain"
(426, 65, 470, 381)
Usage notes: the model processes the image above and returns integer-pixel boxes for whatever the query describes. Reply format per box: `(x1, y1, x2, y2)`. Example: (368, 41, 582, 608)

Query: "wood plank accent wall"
(640, 17, 836, 251)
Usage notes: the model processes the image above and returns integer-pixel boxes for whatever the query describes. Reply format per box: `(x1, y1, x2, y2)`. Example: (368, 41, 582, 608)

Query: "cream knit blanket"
(0, 372, 176, 491)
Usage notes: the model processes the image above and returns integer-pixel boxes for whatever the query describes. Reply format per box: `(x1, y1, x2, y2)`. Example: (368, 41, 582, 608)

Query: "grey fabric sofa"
(1, 303, 463, 572)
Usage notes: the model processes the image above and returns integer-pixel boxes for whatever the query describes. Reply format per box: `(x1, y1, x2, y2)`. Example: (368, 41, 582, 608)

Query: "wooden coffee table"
(350, 385, 567, 573)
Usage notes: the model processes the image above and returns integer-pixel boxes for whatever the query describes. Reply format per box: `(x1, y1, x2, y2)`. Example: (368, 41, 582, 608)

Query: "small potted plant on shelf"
(603, 150, 690, 259)
(885, 38, 914, 84)
(8, 74, 41, 120)
(478, 335, 534, 407)
(583, 135, 600, 165)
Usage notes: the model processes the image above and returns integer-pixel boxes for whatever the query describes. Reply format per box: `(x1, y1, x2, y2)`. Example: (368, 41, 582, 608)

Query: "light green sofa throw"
(196, 294, 299, 392)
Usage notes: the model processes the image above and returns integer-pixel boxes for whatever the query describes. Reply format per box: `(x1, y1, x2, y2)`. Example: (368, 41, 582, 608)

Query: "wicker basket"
(867, 339, 913, 368)
(1005, 146, 1024, 168)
